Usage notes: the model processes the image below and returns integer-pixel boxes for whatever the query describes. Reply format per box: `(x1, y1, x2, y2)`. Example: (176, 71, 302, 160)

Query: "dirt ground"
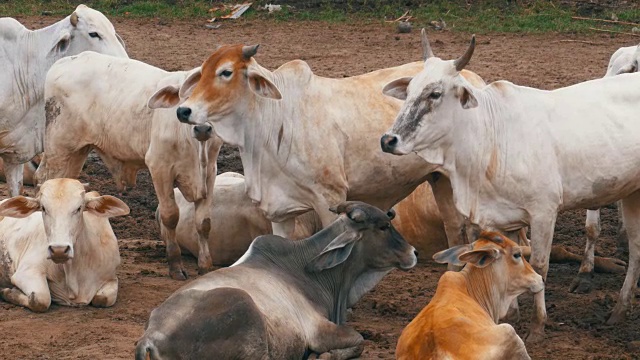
(1, 15, 639, 359)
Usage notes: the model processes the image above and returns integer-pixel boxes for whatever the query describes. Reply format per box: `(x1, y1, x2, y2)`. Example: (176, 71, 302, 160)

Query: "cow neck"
(237, 68, 298, 207)
(57, 215, 118, 301)
(286, 219, 366, 325)
(461, 265, 506, 323)
(435, 85, 513, 224)
(15, 20, 69, 109)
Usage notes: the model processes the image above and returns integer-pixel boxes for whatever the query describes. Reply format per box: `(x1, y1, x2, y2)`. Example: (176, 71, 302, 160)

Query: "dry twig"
(588, 27, 640, 37)
(573, 16, 640, 27)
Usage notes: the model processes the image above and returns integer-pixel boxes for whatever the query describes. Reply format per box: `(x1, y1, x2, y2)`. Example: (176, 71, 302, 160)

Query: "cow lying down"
(136, 201, 417, 359)
(0, 178, 129, 312)
(396, 232, 544, 360)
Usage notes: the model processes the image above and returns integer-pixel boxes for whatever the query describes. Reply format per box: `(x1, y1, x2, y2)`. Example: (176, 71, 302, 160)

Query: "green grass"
(1, 0, 639, 34)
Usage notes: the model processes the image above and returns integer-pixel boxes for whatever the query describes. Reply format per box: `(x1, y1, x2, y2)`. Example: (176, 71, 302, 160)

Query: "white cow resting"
(34, 52, 222, 280)
(0, 178, 129, 312)
(381, 34, 640, 342)
(0, 5, 128, 197)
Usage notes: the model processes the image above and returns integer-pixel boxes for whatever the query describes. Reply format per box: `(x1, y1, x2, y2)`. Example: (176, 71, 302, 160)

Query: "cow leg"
(428, 174, 469, 271)
(194, 198, 213, 274)
(607, 192, 640, 324)
(154, 177, 186, 280)
(616, 201, 629, 257)
(570, 209, 600, 293)
(524, 214, 556, 344)
(91, 277, 118, 308)
(1, 271, 51, 312)
(308, 322, 364, 360)
(4, 161, 24, 196)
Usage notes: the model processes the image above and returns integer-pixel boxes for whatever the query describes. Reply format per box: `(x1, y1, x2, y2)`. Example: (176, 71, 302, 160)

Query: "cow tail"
(135, 338, 157, 360)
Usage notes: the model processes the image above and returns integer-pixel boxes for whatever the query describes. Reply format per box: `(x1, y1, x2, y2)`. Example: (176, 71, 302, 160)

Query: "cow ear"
(383, 77, 412, 100)
(115, 33, 126, 50)
(456, 85, 478, 109)
(616, 63, 637, 75)
(306, 231, 362, 272)
(458, 247, 501, 268)
(179, 68, 202, 99)
(148, 85, 181, 109)
(248, 70, 282, 100)
(0, 196, 40, 218)
(84, 195, 130, 218)
(52, 32, 71, 55)
(432, 244, 472, 267)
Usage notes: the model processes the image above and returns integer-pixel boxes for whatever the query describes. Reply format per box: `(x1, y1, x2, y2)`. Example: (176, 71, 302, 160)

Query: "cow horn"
(421, 28, 434, 61)
(70, 12, 79, 27)
(242, 44, 260, 59)
(454, 35, 476, 72)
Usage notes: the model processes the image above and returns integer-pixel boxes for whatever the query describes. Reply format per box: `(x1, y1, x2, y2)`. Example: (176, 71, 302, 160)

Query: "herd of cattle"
(1, 4, 639, 359)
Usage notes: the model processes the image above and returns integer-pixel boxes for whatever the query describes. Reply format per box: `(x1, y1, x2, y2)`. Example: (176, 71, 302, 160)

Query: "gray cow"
(136, 201, 417, 360)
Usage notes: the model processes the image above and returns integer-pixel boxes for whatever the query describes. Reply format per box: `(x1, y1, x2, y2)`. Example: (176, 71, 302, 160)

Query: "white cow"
(170, 44, 490, 257)
(0, 178, 129, 312)
(34, 52, 222, 280)
(0, 5, 128, 197)
(578, 43, 640, 293)
(381, 33, 640, 342)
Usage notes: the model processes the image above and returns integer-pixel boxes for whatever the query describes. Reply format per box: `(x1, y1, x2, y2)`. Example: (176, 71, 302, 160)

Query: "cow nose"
(192, 124, 213, 141)
(380, 134, 398, 153)
(48, 245, 72, 263)
(176, 106, 192, 123)
(414, 249, 419, 258)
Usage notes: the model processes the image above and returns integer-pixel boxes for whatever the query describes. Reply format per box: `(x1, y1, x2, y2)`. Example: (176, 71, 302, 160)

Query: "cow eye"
(429, 91, 442, 100)
(89, 32, 101, 39)
(220, 70, 233, 78)
(513, 252, 522, 260)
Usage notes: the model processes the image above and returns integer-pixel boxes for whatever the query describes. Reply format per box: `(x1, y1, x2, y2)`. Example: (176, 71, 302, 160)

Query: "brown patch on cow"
(485, 146, 499, 180)
(45, 97, 61, 128)
(489, 81, 510, 94)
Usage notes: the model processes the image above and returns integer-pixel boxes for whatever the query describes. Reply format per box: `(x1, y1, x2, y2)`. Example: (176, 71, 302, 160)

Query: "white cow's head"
(51, 4, 128, 59)
(0, 179, 129, 264)
(380, 29, 477, 157)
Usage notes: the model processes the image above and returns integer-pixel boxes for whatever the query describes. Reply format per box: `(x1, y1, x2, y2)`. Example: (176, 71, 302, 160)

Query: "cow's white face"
(381, 32, 478, 160)
(0, 179, 129, 264)
(55, 5, 128, 60)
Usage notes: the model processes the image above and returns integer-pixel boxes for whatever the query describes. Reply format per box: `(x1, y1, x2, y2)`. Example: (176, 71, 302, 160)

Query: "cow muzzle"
(381, 134, 403, 155)
(176, 106, 192, 124)
(192, 124, 214, 142)
(48, 244, 73, 264)
(399, 248, 419, 271)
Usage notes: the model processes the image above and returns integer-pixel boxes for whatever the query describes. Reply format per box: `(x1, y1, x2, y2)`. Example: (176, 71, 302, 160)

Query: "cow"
(575, 44, 640, 293)
(34, 52, 223, 280)
(380, 32, 640, 341)
(168, 43, 489, 262)
(0, 5, 128, 197)
(396, 232, 543, 360)
(0, 155, 40, 187)
(135, 201, 417, 360)
(0, 178, 129, 312)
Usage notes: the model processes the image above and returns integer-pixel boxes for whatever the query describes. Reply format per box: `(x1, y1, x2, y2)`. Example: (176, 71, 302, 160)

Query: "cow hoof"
(569, 273, 593, 294)
(91, 295, 109, 307)
(170, 269, 188, 281)
(524, 329, 544, 345)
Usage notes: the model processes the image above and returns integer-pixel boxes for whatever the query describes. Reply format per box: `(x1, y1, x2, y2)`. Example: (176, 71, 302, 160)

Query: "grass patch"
(1, 0, 639, 34)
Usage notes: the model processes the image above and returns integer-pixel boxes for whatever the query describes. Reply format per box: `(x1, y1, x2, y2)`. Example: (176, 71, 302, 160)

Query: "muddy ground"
(0, 16, 639, 359)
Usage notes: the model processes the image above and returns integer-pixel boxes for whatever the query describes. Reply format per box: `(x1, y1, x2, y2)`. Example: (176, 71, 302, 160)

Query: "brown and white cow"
(396, 232, 544, 360)
(0, 178, 129, 312)
(166, 42, 489, 257)
(34, 52, 223, 280)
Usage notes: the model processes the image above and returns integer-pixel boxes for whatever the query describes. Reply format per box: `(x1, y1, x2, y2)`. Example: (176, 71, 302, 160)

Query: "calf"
(136, 201, 417, 360)
(0, 178, 129, 312)
(396, 232, 543, 360)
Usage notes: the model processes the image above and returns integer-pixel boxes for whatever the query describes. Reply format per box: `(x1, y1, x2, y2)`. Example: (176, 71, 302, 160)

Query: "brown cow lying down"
(0, 178, 129, 312)
(136, 201, 417, 360)
(396, 232, 543, 360)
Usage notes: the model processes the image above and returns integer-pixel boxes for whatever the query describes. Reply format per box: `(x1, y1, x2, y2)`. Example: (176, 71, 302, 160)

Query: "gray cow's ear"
(432, 244, 472, 267)
(306, 231, 362, 272)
